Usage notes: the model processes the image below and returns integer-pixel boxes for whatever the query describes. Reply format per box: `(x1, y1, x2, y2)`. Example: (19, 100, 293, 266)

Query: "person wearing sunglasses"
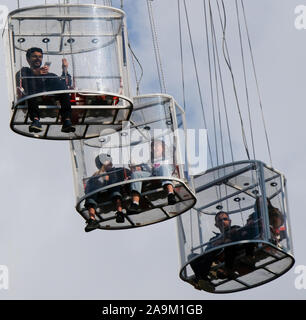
(189, 211, 241, 292)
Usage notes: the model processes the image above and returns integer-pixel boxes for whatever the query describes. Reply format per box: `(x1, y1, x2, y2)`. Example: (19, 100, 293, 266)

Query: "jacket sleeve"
(15, 67, 28, 96)
(61, 71, 72, 88)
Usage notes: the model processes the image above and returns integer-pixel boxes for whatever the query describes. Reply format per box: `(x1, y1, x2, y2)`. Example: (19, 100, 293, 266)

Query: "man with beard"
(189, 211, 242, 292)
(16, 47, 75, 133)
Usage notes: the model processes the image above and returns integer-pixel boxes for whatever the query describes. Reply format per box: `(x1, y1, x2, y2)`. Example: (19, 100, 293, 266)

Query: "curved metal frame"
(193, 160, 283, 179)
(179, 239, 295, 294)
(76, 176, 197, 230)
(193, 160, 284, 214)
(14, 90, 133, 108)
(177, 160, 294, 293)
(11, 90, 133, 140)
(90, 93, 186, 148)
(9, 5, 125, 55)
(8, 4, 125, 20)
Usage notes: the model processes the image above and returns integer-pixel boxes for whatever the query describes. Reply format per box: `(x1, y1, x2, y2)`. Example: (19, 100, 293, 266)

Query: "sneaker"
(29, 119, 43, 133)
(115, 211, 125, 223)
(167, 193, 176, 205)
(197, 279, 215, 293)
(84, 219, 100, 232)
(127, 202, 141, 214)
(61, 119, 76, 133)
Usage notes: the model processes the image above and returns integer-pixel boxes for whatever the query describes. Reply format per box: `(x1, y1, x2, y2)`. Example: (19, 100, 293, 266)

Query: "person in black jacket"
(84, 154, 128, 232)
(16, 47, 75, 133)
(189, 211, 243, 292)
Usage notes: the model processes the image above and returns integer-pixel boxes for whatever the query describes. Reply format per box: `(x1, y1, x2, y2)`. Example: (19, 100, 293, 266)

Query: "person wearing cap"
(128, 139, 176, 213)
(16, 47, 75, 133)
(84, 153, 125, 232)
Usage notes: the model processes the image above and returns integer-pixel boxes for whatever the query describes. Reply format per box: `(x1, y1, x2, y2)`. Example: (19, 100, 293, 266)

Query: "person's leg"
(190, 251, 219, 281)
(58, 93, 72, 120)
(114, 196, 125, 223)
(110, 188, 125, 223)
(130, 170, 151, 200)
(131, 191, 140, 205)
(85, 197, 98, 218)
(45, 76, 75, 132)
(189, 251, 218, 292)
(27, 98, 42, 132)
(153, 165, 173, 189)
(223, 246, 241, 279)
(240, 243, 256, 270)
(154, 164, 176, 204)
(114, 197, 123, 212)
(244, 243, 256, 257)
(129, 170, 151, 212)
(27, 98, 40, 121)
(164, 183, 176, 205)
(58, 92, 75, 132)
(84, 197, 100, 232)
(88, 207, 96, 220)
(224, 246, 236, 268)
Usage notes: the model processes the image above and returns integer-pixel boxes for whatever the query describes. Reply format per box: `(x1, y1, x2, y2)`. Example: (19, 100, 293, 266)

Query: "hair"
(269, 207, 284, 226)
(215, 211, 229, 223)
(151, 139, 167, 161)
(26, 47, 43, 59)
(95, 154, 112, 170)
(151, 139, 166, 150)
(95, 156, 103, 170)
(267, 199, 284, 225)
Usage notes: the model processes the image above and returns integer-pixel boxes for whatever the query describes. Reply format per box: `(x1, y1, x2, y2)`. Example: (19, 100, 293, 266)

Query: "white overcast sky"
(0, 0, 306, 299)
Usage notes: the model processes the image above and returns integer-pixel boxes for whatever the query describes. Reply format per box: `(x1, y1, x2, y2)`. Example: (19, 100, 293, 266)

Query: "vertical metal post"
(121, 15, 131, 98)
(176, 215, 187, 278)
(258, 161, 271, 241)
(282, 175, 294, 253)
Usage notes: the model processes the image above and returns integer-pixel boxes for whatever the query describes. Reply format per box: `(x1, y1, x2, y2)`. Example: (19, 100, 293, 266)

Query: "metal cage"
(70, 94, 197, 230)
(3, 4, 132, 139)
(177, 160, 294, 293)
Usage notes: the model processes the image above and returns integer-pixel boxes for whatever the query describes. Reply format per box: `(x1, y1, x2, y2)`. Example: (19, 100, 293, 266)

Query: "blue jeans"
(84, 175, 121, 209)
(130, 164, 173, 194)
